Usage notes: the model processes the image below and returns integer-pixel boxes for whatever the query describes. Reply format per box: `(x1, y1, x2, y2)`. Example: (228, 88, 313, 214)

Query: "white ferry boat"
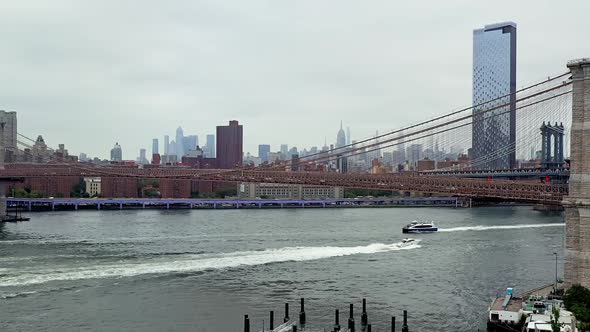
(402, 221, 438, 233)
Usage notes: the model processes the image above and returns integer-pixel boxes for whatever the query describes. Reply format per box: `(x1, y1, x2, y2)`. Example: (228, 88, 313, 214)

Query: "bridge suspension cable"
(296, 71, 571, 161)
(277, 81, 572, 169)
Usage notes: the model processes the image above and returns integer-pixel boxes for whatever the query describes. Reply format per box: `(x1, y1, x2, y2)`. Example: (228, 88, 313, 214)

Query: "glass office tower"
(472, 22, 517, 170)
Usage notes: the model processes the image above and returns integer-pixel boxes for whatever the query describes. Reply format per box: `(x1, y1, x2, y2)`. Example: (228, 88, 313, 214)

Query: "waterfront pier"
(243, 298, 410, 332)
(8, 197, 461, 212)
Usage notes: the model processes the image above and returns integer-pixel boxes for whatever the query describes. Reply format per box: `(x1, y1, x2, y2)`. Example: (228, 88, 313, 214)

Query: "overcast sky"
(1, 0, 589, 159)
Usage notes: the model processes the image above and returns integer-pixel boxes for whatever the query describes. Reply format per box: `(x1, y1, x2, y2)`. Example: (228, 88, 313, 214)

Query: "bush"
(13, 188, 28, 198)
(29, 191, 44, 198)
(564, 284, 590, 331)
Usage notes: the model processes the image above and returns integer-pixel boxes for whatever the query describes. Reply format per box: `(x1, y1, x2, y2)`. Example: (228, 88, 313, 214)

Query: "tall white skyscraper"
(205, 134, 215, 158)
(164, 135, 170, 155)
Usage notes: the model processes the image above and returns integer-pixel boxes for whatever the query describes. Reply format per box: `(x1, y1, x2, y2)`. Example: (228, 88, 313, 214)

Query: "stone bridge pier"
(0, 121, 6, 221)
(564, 58, 590, 287)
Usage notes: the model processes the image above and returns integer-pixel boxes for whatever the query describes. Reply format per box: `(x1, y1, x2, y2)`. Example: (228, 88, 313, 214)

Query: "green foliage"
(214, 188, 237, 198)
(71, 179, 86, 198)
(564, 284, 590, 331)
(13, 188, 29, 198)
(29, 191, 43, 198)
(144, 189, 160, 198)
(12, 188, 45, 198)
(138, 180, 159, 189)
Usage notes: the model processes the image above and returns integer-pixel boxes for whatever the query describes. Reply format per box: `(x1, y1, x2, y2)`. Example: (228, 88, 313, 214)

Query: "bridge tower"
(564, 58, 590, 287)
(0, 120, 6, 220)
(540, 122, 565, 169)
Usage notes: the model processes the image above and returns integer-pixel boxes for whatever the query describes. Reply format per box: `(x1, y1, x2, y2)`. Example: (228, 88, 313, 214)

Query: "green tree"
(564, 284, 590, 331)
(71, 179, 86, 198)
(144, 188, 160, 198)
(13, 188, 28, 198)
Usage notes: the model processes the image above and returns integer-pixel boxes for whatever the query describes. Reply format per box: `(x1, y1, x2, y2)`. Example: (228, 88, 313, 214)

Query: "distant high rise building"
(472, 22, 517, 169)
(346, 127, 351, 146)
(216, 120, 243, 169)
(205, 134, 216, 158)
(396, 131, 406, 164)
(110, 142, 122, 162)
(337, 155, 348, 173)
(258, 144, 271, 162)
(169, 140, 176, 156)
(152, 138, 159, 155)
(407, 144, 423, 166)
(336, 121, 346, 148)
(382, 151, 394, 165)
(289, 147, 298, 158)
(0, 110, 17, 162)
(280, 144, 288, 159)
(138, 148, 148, 165)
(79, 152, 88, 162)
(32, 135, 50, 163)
(183, 135, 197, 153)
(367, 131, 381, 162)
(175, 126, 184, 157)
(164, 135, 170, 155)
(291, 154, 300, 171)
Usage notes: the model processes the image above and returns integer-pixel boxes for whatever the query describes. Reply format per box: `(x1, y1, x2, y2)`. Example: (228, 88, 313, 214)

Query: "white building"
(84, 177, 102, 196)
(238, 182, 344, 199)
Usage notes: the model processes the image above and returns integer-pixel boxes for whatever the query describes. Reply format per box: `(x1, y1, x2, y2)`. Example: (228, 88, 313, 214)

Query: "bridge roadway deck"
(420, 167, 569, 178)
(0, 164, 568, 204)
(8, 197, 461, 211)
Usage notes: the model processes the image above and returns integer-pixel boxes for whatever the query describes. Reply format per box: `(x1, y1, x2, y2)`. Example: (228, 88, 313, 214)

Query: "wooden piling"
(361, 298, 368, 327)
(299, 298, 306, 326)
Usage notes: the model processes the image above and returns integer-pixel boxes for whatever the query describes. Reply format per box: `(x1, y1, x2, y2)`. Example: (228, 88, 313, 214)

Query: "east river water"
(0, 206, 564, 331)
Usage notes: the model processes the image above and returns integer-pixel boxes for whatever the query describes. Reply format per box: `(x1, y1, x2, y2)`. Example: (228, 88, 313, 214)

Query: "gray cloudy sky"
(1, 0, 589, 159)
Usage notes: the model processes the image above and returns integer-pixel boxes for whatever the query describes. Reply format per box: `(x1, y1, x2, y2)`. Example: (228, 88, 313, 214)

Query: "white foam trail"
(439, 223, 564, 232)
(0, 240, 420, 287)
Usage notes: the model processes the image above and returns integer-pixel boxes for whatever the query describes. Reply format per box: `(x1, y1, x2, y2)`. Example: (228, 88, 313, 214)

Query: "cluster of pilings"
(243, 298, 410, 332)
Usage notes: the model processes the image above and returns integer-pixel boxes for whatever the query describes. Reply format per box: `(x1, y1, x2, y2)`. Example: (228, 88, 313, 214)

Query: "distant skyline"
(1, 1, 589, 159)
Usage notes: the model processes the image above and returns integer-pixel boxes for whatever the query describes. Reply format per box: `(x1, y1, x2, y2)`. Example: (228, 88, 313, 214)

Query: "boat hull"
(402, 227, 438, 233)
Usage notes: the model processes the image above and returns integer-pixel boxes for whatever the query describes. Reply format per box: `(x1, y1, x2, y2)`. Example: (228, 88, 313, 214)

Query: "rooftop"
(490, 296, 523, 312)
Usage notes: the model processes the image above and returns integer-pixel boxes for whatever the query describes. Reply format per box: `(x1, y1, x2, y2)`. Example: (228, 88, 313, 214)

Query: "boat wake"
(439, 223, 564, 232)
(0, 240, 420, 287)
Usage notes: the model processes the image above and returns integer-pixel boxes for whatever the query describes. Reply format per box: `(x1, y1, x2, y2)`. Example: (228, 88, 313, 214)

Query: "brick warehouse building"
(12, 176, 81, 198)
(216, 120, 243, 169)
(9, 175, 230, 199)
